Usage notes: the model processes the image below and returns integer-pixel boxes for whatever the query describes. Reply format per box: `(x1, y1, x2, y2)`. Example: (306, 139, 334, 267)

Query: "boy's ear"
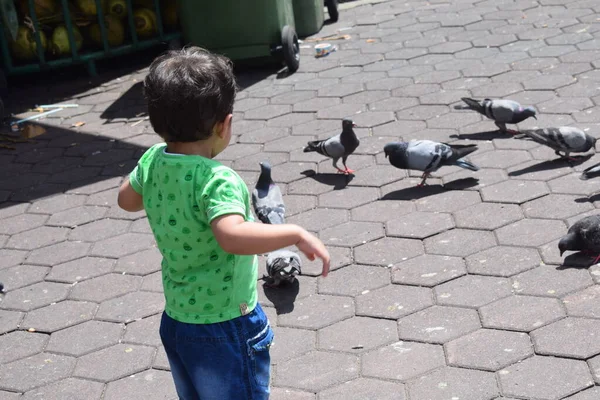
(215, 114, 233, 139)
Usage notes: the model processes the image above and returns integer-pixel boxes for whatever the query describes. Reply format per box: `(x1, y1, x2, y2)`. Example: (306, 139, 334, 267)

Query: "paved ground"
(1, 0, 600, 399)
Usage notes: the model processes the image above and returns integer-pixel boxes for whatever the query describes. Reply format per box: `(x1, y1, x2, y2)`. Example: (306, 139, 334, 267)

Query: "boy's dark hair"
(144, 46, 237, 142)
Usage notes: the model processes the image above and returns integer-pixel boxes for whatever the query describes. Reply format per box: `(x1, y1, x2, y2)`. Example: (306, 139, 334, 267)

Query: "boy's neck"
(166, 140, 214, 158)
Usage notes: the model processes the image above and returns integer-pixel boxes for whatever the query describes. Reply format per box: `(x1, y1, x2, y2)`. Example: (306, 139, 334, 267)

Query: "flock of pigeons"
(252, 97, 600, 286)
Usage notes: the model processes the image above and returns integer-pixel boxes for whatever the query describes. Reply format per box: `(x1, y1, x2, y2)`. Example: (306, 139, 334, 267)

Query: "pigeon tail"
(303, 141, 321, 153)
(455, 159, 479, 171)
(460, 97, 485, 114)
(450, 144, 478, 159)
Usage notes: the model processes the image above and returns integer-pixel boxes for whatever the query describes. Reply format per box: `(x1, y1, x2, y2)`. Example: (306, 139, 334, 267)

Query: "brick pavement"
(1, 0, 600, 399)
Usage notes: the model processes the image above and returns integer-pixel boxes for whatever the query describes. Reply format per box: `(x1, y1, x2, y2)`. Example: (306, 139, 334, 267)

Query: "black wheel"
(325, 0, 339, 22)
(281, 25, 300, 73)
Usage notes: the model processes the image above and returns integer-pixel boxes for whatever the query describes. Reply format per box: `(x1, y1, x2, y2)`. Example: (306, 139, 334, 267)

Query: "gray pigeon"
(303, 118, 360, 174)
(518, 127, 596, 160)
(384, 140, 479, 186)
(454, 97, 537, 134)
(264, 250, 302, 287)
(252, 161, 285, 224)
(559, 215, 600, 264)
(580, 161, 600, 180)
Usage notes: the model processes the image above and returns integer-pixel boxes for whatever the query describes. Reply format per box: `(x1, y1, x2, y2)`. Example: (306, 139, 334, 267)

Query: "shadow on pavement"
(301, 170, 353, 190)
(262, 279, 300, 315)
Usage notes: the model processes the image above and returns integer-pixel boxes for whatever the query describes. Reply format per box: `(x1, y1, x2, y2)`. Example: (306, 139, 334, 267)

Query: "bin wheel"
(281, 25, 300, 73)
(325, 0, 339, 22)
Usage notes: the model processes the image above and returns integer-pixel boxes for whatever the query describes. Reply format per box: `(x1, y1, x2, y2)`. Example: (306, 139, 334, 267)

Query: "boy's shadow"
(262, 279, 300, 315)
(301, 169, 353, 190)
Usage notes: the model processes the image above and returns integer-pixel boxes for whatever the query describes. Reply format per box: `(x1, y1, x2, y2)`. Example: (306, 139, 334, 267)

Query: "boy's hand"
(296, 230, 330, 277)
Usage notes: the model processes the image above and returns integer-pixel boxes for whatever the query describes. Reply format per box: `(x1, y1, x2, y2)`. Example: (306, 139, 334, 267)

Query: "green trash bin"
(178, 0, 300, 72)
(292, 0, 324, 37)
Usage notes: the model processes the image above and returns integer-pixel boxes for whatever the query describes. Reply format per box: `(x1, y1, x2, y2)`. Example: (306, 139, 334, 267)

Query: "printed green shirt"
(130, 143, 258, 324)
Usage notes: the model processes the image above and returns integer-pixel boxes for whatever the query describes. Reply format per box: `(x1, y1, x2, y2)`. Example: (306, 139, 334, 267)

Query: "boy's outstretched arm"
(211, 214, 330, 277)
(117, 179, 144, 212)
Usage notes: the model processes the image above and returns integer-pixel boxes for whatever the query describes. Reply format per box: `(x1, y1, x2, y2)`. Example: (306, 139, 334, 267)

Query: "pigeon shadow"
(558, 252, 599, 269)
(301, 169, 353, 190)
(576, 193, 600, 204)
(441, 177, 480, 191)
(262, 279, 300, 315)
(508, 155, 592, 177)
(381, 177, 479, 201)
(450, 130, 509, 141)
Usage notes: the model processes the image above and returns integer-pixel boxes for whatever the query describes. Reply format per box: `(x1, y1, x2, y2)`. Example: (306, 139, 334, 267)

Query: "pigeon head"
(523, 106, 537, 120)
(384, 142, 408, 158)
(558, 233, 577, 256)
(342, 118, 357, 130)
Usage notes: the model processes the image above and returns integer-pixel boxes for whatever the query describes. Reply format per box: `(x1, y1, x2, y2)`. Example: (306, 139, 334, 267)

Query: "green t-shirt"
(129, 143, 258, 324)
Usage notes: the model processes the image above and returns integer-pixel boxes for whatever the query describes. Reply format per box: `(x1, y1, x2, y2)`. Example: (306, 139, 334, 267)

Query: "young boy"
(117, 47, 330, 400)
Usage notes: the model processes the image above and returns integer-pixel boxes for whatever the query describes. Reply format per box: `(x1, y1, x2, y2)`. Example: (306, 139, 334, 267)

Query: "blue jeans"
(159, 304, 273, 400)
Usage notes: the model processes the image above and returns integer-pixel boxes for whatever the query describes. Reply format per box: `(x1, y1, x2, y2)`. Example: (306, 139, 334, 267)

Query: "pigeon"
(454, 97, 537, 134)
(303, 118, 360, 174)
(517, 127, 596, 161)
(384, 140, 479, 186)
(580, 161, 600, 180)
(559, 215, 600, 264)
(252, 161, 285, 224)
(263, 249, 302, 287)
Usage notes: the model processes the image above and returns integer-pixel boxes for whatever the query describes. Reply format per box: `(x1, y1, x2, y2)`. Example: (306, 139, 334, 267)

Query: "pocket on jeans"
(248, 324, 274, 388)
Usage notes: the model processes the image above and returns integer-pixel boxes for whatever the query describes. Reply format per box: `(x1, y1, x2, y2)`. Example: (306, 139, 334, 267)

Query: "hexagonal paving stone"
(532, 317, 600, 359)
(318, 316, 398, 353)
(0, 249, 26, 270)
(46, 319, 123, 357)
(0, 353, 75, 392)
(268, 388, 315, 399)
(414, 190, 481, 213)
(287, 208, 348, 233)
(123, 313, 161, 347)
(318, 378, 406, 400)
(320, 221, 384, 248)
(22, 300, 97, 333)
(96, 291, 164, 323)
(387, 212, 454, 239)
(22, 378, 104, 400)
(73, 343, 155, 382)
(270, 326, 315, 365)
(523, 194, 594, 220)
(103, 369, 176, 400)
(45, 257, 115, 283)
(496, 219, 566, 247)
(318, 187, 380, 209)
(69, 218, 130, 242)
(114, 248, 162, 276)
(356, 284, 433, 320)
(298, 245, 352, 276)
(424, 229, 496, 257)
(46, 205, 107, 228)
(70, 273, 142, 303)
(0, 264, 49, 291)
(408, 366, 499, 400)
(480, 295, 566, 332)
(548, 173, 600, 196)
(277, 294, 354, 330)
(28, 193, 87, 214)
(446, 329, 533, 372)
(481, 179, 549, 204)
(512, 265, 593, 298)
(0, 213, 47, 235)
(90, 233, 156, 258)
(354, 237, 423, 266)
(588, 354, 600, 384)
(318, 264, 390, 297)
(0, 282, 70, 312)
(567, 387, 600, 400)
(435, 275, 512, 308)
(274, 351, 359, 392)
(392, 255, 467, 286)
(362, 341, 445, 382)
(466, 246, 541, 277)
(0, 310, 23, 335)
(26, 241, 91, 266)
(498, 356, 594, 400)
(564, 286, 600, 319)
(397, 305, 480, 344)
(454, 203, 523, 230)
(5, 226, 69, 250)
(351, 201, 415, 223)
(0, 331, 48, 364)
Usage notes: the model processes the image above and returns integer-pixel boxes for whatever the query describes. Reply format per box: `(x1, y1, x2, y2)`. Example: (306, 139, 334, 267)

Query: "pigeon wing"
(406, 140, 444, 172)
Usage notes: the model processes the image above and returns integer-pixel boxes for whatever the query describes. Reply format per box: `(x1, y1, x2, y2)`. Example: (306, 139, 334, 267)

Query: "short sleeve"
(201, 169, 247, 223)
(129, 164, 143, 194)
